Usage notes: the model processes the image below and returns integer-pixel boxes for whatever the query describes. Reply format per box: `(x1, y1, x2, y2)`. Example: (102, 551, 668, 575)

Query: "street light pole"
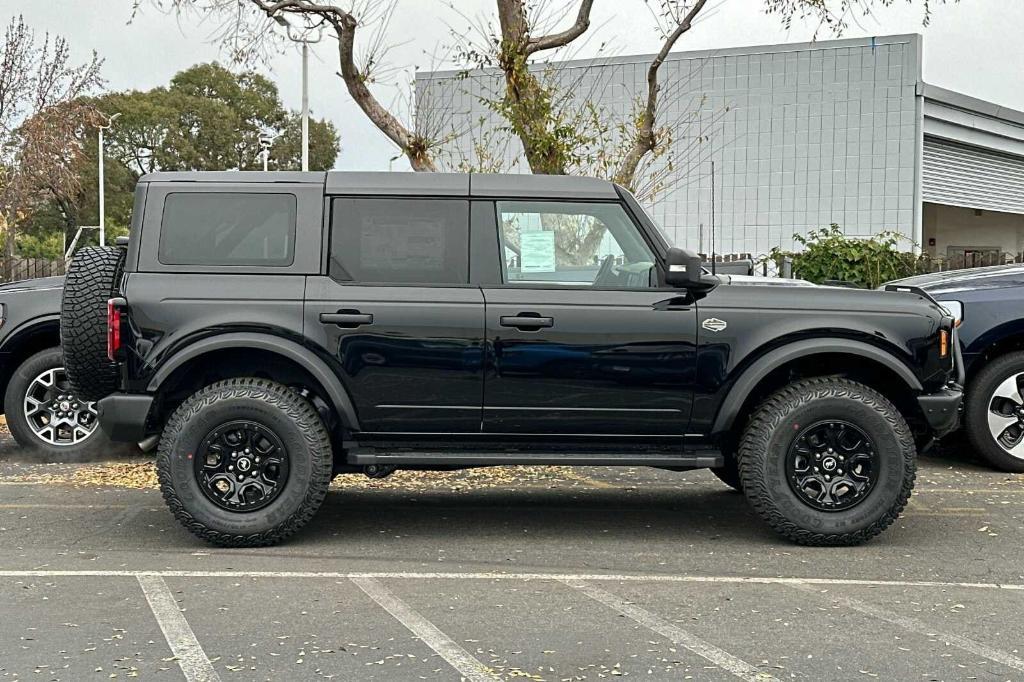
(97, 112, 121, 247)
(276, 16, 322, 172)
(301, 39, 309, 172)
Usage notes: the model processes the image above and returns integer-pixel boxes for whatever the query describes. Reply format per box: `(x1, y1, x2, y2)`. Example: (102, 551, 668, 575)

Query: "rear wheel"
(738, 378, 915, 546)
(965, 352, 1024, 473)
(156, 378, 332, 547)
(61, 246, 125, 402)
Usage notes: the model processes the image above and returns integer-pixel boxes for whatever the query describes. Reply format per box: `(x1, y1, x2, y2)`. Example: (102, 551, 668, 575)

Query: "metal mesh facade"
(416, 35, 923, 256)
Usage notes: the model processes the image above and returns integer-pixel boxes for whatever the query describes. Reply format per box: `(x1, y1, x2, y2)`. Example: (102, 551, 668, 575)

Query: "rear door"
(477, 199, 698, 436)
(303, 197, 485, 434)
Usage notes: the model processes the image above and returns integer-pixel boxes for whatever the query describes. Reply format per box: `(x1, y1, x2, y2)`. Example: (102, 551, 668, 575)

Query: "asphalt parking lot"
(2, 433, 1024, 681)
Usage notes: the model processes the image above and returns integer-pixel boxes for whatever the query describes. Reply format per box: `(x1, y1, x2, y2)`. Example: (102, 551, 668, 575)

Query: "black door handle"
(320, 311, 373, 328)
(500, 314, 554, 330)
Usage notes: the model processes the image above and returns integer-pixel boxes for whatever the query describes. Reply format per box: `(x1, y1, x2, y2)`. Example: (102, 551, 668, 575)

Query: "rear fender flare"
(711, 338, 922, 435)
(147, 332, 360, 430)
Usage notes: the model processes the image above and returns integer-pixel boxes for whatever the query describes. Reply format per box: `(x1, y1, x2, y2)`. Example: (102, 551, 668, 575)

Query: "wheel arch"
(148, 333, 359, 431)
(0, 316, 62, 412)
(962, 323, 1024, 379)
(711, 338, 924, 437)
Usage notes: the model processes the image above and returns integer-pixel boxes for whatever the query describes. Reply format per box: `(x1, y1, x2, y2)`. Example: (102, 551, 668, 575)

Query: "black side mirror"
(664, 247, 704, 288)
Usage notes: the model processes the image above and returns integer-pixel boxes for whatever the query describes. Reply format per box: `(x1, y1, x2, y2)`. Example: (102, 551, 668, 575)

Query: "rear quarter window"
(158, 192, 296, 266)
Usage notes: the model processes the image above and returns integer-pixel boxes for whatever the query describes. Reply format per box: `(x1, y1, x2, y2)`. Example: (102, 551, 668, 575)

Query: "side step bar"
(347, 450, 723, 468)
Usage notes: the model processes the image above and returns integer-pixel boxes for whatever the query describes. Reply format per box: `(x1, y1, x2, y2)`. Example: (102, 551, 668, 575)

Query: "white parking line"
(1, 570, 1022, 591)
(792, 584, 1024, 673)
(562, 579, 778, 681)
(137, 574, 221, 682)
(351, 577, 498, 682)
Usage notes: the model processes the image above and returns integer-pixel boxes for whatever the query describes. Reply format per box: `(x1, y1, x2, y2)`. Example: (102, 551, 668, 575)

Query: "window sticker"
(520, 230, 556, 273)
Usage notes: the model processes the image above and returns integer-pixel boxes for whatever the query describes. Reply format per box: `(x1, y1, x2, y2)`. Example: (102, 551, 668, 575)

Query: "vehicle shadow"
(300, 484, 776, 548)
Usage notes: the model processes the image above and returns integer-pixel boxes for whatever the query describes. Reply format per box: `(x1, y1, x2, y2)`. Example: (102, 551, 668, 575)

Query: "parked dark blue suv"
(889, 265, 1024, 472)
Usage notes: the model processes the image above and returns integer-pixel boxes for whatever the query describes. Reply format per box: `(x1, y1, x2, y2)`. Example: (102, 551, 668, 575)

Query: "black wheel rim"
(786, 420, 878, 512)
(194, 420, 290, 512)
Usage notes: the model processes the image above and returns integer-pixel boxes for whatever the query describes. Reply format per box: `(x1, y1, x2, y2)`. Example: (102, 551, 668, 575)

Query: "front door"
(304, 197, 484, 434)
(479, 200, 698, 436)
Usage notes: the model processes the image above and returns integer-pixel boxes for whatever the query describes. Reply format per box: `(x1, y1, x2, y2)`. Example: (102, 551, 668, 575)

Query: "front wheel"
(156, 378, 333, 547)
(965, 352, 1024, 473)
(738, 378, 915, 546)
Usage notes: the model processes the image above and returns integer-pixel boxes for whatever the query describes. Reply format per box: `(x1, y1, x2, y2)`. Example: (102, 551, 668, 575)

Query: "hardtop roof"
(137, 171, 620, 200)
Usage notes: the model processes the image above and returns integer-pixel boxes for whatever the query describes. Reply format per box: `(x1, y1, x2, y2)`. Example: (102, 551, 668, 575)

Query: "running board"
(346, 450, 722, 468)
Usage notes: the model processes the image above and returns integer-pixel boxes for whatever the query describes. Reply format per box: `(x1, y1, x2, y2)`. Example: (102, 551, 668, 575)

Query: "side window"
(159, 193, 296, 266)
(496, 201, 656, 288)
(330, 198, 469, 285)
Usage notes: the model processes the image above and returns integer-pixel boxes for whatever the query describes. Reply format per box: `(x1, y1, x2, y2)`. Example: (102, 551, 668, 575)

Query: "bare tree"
(144, 0, 438, 170)
(613, 0, 707, 189)
(147, 0, 952, 186)
(0, 15, 102, 278)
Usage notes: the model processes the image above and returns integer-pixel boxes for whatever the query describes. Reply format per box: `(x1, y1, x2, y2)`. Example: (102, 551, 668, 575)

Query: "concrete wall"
(416, 35, 923, 256)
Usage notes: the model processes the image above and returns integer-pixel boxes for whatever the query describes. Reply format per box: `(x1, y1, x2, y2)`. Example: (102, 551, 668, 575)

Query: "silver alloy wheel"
(22, 367, 99, 447)
(986, 371, 1024, 459)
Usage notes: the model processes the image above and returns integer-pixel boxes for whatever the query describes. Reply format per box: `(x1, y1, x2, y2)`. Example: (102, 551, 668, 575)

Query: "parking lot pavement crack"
(788, 583, 1024, 673)
(136, 574, 222, 682)
(559, 578, 780, 681)
(350, 576, 500, 682)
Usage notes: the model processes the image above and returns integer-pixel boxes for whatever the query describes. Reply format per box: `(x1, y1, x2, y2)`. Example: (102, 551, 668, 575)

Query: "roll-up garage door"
(922, 137, 1024, 214)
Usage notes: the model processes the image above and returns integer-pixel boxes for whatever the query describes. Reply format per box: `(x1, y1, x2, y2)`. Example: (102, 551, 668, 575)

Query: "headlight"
(938, 300, 963, 326)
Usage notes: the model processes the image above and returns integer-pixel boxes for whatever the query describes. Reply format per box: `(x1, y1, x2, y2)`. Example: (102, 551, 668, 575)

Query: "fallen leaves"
(0, 461, 582, 492)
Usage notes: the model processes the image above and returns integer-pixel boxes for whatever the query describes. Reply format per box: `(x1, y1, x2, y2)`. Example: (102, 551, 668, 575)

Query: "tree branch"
(526, 0, 595, 54)
(614, 0, 707, 188)
(249, 0, 436, 170)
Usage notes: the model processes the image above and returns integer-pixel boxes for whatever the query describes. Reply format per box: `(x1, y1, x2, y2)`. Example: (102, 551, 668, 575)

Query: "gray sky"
(5, 0, 1023, 171)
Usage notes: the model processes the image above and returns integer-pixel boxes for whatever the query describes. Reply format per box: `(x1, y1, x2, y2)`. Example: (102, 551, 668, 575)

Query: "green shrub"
(768, 225, 927, 289)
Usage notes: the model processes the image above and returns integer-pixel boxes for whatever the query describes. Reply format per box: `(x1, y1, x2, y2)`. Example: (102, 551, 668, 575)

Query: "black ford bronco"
(61, 171, 962, 547)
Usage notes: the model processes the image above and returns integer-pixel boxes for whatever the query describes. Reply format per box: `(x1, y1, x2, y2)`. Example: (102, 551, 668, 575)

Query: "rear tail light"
(107, 299, 122, 361)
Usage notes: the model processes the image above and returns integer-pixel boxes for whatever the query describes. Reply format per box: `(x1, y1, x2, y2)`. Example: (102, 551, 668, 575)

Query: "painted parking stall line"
(351, 576, 499, 682)
(136, 574, 222, 682)
(561, 578, 779, 682)
(2, 570, 1023, 592)
(790, 583, 1024, 673)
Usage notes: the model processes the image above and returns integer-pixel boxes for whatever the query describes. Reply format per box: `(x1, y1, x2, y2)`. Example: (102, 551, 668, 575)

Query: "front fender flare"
(147, 332, 360, 430)
(711, 338, 922, 435)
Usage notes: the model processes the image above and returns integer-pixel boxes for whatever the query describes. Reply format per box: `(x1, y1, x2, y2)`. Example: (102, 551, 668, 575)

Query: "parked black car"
(0, 275, 108, 457)
(889, 265, 1024, 472)
(61, 171, 961, 548)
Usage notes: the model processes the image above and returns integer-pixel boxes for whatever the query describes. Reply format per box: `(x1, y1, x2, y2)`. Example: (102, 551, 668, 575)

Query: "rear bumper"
(917, 386, 963, 438)
(97, 393, 154, 442)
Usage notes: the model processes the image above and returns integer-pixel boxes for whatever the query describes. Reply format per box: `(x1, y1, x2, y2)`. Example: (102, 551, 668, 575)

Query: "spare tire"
(61, 246, 126, 402)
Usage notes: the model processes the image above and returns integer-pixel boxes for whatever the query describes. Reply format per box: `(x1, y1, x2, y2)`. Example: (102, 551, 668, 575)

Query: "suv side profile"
(61, 171, 962, 547)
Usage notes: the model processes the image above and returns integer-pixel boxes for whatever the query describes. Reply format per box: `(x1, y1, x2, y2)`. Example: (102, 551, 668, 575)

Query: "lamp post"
(275, 15, 322, 172)
(97, 112, 121, 247)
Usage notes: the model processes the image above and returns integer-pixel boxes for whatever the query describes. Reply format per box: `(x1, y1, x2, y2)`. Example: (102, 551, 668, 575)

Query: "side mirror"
(664, 247, 704, 288)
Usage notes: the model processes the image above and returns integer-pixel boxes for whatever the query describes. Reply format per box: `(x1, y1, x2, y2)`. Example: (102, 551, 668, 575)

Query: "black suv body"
(888, 265, 1024, 472)
(62, 171, 962, 547)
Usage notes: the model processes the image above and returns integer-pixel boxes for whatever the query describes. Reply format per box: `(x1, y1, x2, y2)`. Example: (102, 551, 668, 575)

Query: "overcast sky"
(5, 0, 1023, 171)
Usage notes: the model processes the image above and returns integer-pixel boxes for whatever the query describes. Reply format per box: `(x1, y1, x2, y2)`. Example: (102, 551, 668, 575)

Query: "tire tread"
(60, 246, 125, 401)
(156, 378, 333, 547)
(738, 377, 916, 546)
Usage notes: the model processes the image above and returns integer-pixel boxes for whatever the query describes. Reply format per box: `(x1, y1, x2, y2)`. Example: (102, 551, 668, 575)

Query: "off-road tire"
(156, 378, 333, 547)
(61, 246, 125, 402)
(738, 378, 916, 546)
(966, 352, 1024, 473)
(711, 455, 743, 492)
